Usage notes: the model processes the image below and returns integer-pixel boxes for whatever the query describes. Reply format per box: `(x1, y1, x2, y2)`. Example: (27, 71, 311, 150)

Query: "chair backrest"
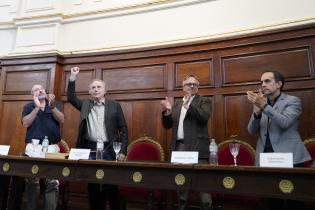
(304, 137, 315, 167)
(127, 135, 165, 161)
(218, 139, 255, 166)
(58, 139, 70, 153)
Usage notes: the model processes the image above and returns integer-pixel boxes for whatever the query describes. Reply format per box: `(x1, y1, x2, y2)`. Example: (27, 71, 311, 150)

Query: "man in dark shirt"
(21, 84, 64, 210)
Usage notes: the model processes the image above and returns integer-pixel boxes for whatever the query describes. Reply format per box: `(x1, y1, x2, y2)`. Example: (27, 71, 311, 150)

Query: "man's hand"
(33, 94, 42, 108)
(183, 93, 191, 109)
(161, 97, 172, 112)
(117, 153, 126, 161)
(247, 90, 267, 111)
(70, 67, 80, 81)
(47, 94, 56, 108)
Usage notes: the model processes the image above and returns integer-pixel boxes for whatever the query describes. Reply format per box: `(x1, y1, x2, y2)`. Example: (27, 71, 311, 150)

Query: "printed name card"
(0, 145, 10, 155)
(171, 151, 199, 164)
(68, 148, 91, 160)
(260, 153, 293, 168)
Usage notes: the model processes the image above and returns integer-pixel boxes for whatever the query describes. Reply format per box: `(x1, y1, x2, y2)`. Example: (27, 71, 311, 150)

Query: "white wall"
(0, 0, 315, 57)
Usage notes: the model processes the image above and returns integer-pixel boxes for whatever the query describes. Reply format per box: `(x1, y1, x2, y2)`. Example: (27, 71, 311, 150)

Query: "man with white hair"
(68, 66, 128, 210)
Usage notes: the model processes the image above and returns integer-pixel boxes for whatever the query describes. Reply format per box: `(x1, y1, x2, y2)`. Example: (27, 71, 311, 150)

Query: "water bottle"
(209, 138, 218, 166)
(42, 136, 49, 154)
(96, 139, 104, 160)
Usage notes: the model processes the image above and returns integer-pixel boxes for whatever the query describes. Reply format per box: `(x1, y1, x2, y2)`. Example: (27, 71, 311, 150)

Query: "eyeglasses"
(184, 83, 199, 87)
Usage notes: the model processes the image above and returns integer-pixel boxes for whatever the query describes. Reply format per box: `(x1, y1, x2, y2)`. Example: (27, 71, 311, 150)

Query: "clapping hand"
(183, 93, 191, 109)
(47, 94, 56, 108)
(247, 89, 266, 114)
(33, 93, 42, 108)
(161, 97, 172, 113)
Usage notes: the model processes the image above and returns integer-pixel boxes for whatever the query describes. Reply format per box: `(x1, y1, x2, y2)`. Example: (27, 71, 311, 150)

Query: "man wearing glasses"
(161, 74, 212, 210)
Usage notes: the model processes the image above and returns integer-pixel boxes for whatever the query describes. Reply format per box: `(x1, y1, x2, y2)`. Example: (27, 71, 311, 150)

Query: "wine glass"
(229, 143, 240, 166)
(113, 141, 121, 161)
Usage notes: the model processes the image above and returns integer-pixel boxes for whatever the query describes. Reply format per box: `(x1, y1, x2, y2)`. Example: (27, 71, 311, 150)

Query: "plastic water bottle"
(42, 136, 49, 154)
(209, 138, 218, 166)
(96, 139, 104, 160)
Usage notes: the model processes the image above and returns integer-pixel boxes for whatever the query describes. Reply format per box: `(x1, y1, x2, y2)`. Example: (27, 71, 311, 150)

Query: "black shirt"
(22, 101, 62, 144)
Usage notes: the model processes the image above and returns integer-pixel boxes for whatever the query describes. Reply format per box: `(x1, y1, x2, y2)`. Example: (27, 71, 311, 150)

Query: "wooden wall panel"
(63, 68, 96, 95)
(4, 70, 49, 94)
(289, 90, 315, 138)
(129, 100, 167, 150)
(102, 65, 165, 92)
(222, 47, 312, 86)
(223, 94, 256, 146)
(62, 103, 81, 148)
(175, 59, 213, 88)
(0, 101, 27, 155)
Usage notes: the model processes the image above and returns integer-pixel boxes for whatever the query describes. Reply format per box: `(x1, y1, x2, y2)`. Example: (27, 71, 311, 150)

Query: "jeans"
(25, 177, 59, 210)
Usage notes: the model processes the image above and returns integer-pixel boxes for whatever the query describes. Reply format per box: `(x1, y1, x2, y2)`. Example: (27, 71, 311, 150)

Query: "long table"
(1, 155, 315, 202)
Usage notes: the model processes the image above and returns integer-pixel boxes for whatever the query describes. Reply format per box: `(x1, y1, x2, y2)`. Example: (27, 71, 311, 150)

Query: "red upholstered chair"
(119, 135, 165, 210)
(215, 138, 257, 209)
(218, 139, 255, 166)
(304, 137, 315, 167)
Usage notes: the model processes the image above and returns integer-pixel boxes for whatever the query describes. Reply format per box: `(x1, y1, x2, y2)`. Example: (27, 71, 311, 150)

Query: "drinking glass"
(113, 142, 121, 161)
(32, 139, 40, 152)
(229, 143, 240, 166)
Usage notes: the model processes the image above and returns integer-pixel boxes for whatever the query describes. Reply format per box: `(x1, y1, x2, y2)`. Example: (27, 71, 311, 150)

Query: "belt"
(177, 139, 184, 144)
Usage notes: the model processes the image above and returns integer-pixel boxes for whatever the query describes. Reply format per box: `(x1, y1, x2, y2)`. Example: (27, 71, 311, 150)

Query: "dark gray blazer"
(67, 81, 128, 155)
(162, 95, 211, 159)
(247, 93, 310, 165)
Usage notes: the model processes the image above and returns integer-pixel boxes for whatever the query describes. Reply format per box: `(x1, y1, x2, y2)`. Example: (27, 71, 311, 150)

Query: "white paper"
(68, 148, 91, 160)
(260, 153, 293, 168)
(0, 145, 10, 155)
(25, 143, 44, 157)
(171, 151, 199, 164)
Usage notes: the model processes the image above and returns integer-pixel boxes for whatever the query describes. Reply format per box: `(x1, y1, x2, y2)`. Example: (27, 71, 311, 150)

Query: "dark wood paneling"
(222, 47, 313, 86)
(4, 70, 49, 94)
(63, 68, 96, 94)
(129, 100, 167, 151)
(223, 94, 256, 147)
(102, 65, 165, 92)
(289, 90, 315, 138)
(175, 59, 213, 88)
(0, 101, 27, 155)
(62, 103, 81, 148)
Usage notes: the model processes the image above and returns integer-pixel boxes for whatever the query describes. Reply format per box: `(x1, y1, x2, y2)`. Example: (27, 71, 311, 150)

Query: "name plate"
(171, 151, 199, 164)
(260, 153, 293, 168)
(0, 145, 10, 155)
(68, 148, 91, 160)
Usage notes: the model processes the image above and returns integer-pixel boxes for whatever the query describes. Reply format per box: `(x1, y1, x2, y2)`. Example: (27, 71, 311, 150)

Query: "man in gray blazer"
(68, 67, 128, 210)
(247, 71, 310, 167)
(161, 74, 212, 210)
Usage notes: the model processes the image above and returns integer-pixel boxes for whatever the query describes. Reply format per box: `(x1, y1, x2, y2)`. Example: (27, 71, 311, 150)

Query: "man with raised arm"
(67, 66, 128, 210)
